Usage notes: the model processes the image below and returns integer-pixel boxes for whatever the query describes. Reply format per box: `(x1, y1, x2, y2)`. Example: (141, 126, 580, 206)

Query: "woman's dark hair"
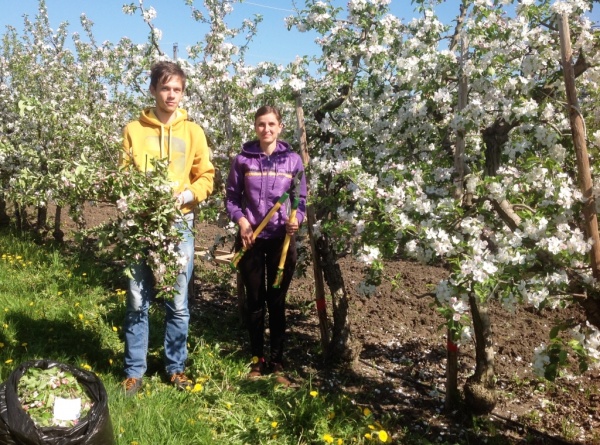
(254, 105, 282, 124)
(150, 61, 186, 91)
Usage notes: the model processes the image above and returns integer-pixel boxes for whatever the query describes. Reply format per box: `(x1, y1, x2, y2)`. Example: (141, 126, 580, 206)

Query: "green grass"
(0, 227, 402, 445)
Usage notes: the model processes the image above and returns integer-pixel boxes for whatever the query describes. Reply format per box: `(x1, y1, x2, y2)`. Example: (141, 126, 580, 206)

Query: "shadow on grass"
(2, 312, 116, 374)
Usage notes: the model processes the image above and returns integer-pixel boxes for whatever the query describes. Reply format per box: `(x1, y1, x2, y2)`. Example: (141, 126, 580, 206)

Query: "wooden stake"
(295, 93, 330, 354)
(558, 14, 600, 281)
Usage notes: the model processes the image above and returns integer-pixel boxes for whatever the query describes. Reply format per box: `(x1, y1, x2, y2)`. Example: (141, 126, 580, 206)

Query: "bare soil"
(30, 203, 600, 444)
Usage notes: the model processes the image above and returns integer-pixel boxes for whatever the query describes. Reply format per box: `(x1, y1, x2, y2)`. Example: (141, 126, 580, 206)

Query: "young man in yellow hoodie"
(120, 61, 214, 395)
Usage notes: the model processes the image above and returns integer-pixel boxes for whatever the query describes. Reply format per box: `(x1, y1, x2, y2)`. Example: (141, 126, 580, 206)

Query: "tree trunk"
(0, 198, 9, 226)
(316, 235, 359, 365)
(53, 205, 64, 242)
(15, 204, 25, 232)
(580, 296, 600, 331)
(36, 205, 48, 235)
(481, 120, 514, 176)
(464, 293, 497, 414)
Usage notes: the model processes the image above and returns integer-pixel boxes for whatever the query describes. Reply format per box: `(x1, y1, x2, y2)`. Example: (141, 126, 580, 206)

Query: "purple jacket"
(226, 140, 307, 239)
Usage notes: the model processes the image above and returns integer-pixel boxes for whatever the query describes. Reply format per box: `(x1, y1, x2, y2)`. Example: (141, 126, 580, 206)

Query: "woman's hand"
(285, 218, 299, 236)
(239, 217, 254, 249)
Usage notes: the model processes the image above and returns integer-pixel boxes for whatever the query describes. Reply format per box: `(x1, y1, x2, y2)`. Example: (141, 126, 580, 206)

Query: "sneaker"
(170, 372, 193, 391)
(122, 377, 143, 396)
(247, 357, 265, 379)
(271, 362, 291, 387)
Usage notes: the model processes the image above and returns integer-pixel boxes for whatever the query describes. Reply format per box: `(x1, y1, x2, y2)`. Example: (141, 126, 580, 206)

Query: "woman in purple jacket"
(226, 105, 307, 383)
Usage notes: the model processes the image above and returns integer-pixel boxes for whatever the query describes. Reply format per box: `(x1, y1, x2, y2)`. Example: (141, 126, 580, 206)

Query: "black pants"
(237, 236, 297, 363)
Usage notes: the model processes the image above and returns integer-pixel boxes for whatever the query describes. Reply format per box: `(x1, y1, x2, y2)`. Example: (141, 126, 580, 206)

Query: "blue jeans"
(123, 213, 195, 378)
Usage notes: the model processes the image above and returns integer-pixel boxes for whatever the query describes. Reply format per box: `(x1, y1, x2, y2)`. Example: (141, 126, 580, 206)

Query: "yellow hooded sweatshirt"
(121, 108, 215, 214)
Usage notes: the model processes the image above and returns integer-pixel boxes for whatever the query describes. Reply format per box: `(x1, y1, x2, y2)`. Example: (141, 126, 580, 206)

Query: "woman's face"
(254, 112, 282, 146)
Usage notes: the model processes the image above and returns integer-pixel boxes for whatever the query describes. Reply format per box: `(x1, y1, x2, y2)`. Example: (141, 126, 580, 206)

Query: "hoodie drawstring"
(158, 124, 173, 162)
(168, 127, 172, 162)
(159, 125, 164, 159)
(258, 156, 264, 208)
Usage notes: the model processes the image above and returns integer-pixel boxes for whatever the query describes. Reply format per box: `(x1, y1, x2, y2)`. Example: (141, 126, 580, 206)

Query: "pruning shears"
(273, 171, 304, 288)
(230, 171, 303, 270)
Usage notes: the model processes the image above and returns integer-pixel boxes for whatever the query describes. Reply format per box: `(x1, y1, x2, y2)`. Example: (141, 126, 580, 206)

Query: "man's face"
(150, 75, 184, 116)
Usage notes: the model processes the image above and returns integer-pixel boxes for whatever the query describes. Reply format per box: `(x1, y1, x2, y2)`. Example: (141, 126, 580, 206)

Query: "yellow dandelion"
(82, 273, 87, 277)
(192, 383, 203, 393)
(271, 421, 278, 428)
(251, 356, 259, 364)
(16, 256, 22, 260)
(364, 433, 372, 440)
(78, 313, 84, 320)
(109, 359, 113, 365)
(363, 408, 372, 417)
(82, 364, 92, 371)
(255, 417, 260, 423)
(130, 441, 139, 445)
(323, 433, 334, 443)
(377, 430, 389, 442)
(75, 302, 80, 307)
(368, 425, 375, 430)
(337, 439, 343, 445)
(310, 390, 318, 397)
(29, 302, 34, 306)
(3, 324, 8, 329)
(225, 402, 232, 410)
(112, 326, 118, 332)
(5, 359, 13, 364)
(57, 291, 63, 296)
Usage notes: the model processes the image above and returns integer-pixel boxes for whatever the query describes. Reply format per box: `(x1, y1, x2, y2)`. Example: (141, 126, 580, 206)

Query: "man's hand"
(175, 194, 184, 209)
(175, 190, 193, 209)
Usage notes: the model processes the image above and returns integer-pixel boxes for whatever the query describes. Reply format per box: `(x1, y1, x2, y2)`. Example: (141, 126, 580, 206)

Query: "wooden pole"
(446, 32, 467, 411)
(558, 14, 600, 281)
(294, 93, 330, 354)
(453, 34, 468, 201)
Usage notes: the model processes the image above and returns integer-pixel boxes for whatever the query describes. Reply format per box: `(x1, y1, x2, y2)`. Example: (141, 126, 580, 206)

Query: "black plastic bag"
(0, 360, 115, 445)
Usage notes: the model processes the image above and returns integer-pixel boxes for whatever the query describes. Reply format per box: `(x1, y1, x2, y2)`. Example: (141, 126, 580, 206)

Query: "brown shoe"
(247, 357, 265, 379)
(170, 372, 193, 391)
(271, 362, 291, 387)
(122, 377, 143, 396)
